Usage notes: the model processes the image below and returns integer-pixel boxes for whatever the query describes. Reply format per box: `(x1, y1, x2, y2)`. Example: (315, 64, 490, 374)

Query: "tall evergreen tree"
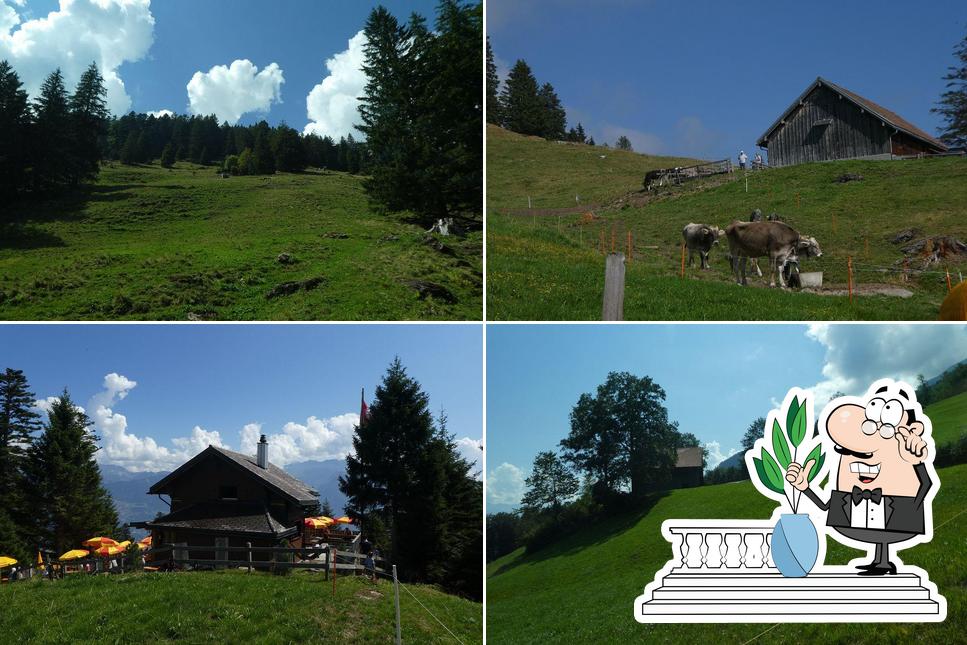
(499, 59, 544, 137)
(22, 392, 119, 555)
(32, 69, 74, 190)
(0, 60, 30, 199)
(521, 451, 578, 515)
(69, 62, 109, 184)
(537, 82, 566, 140)
(486, 37, 501, 125)
(340, 358, 481, 598)
(615, 135, 633, 151)
(160, 142, 175, 168)
(0, 368, 41, 560)
(932, 28, 967, 148)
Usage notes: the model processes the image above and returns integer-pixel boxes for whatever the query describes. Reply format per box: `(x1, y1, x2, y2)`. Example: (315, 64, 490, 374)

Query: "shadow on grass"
(490, 491, 670, 577)
(0, 222, 65, 250)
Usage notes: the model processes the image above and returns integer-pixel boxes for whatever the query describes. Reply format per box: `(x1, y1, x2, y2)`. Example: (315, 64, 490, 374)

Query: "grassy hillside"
(486, 464, 966, 643)
(487, 126, 967, 320)
(485, 125, 700, 212)
(0, 163, 481, 320)
(0, 570, 481, 644)
(927, 390, 967, 445)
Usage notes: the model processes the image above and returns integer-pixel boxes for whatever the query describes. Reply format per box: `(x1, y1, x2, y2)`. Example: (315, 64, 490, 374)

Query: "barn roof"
(141, 500, 297, 538)
(675, 446, 704, 469)
(147, 445, 319, 505)
(756, 77, 947, 152)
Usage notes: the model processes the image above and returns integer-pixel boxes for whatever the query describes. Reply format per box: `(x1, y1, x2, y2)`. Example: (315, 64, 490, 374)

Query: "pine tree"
(537, 82, 566, 140)
(272, 124, 305, 172)
(521, 451, 578, 515)
(160, 142, 175, 168)
(68, 62, 109, 184)
(0, 368, 41, 560)
(500, 59, 544, 137)
(486, 37, 501, 125)
(932, 29, 967, 148)
(32, 69, 74, 190)
(22, 392, 120, 554)
(253, 122, 275, 174)
(615, 135, 633, 151)
(0, 60, 30, 199)
(321, 498, 335, 517)
(120, 131, 139, 165)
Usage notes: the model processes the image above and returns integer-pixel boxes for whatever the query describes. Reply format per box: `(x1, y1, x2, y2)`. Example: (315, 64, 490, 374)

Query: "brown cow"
(725, 220, 822, 287)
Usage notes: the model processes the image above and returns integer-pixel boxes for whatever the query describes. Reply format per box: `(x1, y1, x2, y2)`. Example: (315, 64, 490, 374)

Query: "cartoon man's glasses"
(863, 397, 904, 438)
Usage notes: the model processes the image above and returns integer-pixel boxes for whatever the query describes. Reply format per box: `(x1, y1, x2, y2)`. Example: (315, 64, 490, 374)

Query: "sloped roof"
(757, 77, 947, 152)
(148, 445, 319, 505)
(676, 446, 704, 469)
(144, 500, 296, 537)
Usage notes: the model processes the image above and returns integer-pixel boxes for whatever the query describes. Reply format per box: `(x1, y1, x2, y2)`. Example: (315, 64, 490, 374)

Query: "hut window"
(812, 118, 833, 127)
(219, 485, 238, 500)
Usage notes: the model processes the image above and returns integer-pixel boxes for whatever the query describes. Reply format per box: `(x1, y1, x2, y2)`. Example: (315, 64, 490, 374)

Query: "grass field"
(927, 390, 967, 445)
(487, 126, 967, 320)
(0, 569, 481, 644)
(0, 163, 482, 320)
(486, 462, 967, 644)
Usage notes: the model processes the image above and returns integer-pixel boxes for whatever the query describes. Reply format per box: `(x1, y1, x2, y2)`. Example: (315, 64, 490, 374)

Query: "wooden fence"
(644, 158, 734, 191)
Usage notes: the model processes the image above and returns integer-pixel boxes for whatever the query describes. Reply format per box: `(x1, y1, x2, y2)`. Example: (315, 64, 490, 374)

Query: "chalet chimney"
(257, 434, 268, 469)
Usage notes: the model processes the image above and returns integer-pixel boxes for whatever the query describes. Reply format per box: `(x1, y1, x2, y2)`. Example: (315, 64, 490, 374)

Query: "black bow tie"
(851, 486, 882, 505)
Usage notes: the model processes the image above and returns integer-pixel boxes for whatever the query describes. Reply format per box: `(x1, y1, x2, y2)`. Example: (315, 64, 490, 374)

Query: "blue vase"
(771, 513, 818, 577)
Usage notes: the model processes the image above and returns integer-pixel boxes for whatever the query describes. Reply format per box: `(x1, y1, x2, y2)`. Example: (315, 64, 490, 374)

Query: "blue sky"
(1, 0, 440, 134)
(485, 324, 967, 511)
(0, 324, 482, 473)
(487, 0, 967, 160)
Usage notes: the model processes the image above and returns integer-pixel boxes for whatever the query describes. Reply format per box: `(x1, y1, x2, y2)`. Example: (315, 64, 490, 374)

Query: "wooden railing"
(664, 521, 777, 571)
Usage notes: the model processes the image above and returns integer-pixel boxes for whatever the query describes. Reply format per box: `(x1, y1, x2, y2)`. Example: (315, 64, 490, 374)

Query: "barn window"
(812, 118, 833, 127)
(219, 485, 238, 500)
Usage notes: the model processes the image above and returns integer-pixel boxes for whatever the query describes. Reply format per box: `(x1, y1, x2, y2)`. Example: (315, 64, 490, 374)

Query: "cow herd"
(682, 209, 823, 289)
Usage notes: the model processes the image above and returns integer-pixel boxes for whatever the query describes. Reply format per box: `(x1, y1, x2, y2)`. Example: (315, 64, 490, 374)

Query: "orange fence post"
(847, 256, 854, 304)
(599, 229, 605, 255)
(947, 269, 953, 292)
(680, 243, 686, 278)
(626, 231, 632, 263)
(797, 192, 801, 208)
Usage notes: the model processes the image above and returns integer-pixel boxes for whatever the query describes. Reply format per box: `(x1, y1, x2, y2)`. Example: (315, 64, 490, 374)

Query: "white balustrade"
(665, 522, 776, 571)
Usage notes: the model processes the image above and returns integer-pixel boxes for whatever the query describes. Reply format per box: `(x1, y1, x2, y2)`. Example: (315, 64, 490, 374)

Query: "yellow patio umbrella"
(304, 517, 333, 529)
(117, 541, 131, 549)
(334, 516, 353, 524)
(59, 550, 89, 561)
(0, 556, 17, 569)
(139, 535, 153, 546)
(36, 551, 45, 571)
(94, 545, 124, 557)
(83, 537, 118, 549)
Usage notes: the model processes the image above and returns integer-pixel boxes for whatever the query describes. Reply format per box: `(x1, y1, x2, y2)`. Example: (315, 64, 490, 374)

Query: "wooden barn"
(757, 77, 947, 167)
(671, 446, 704, 489)
(132, 435, 319, 563)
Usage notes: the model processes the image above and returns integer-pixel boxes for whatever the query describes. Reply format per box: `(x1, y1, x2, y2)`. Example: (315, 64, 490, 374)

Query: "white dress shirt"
(850, 496, 886, 530)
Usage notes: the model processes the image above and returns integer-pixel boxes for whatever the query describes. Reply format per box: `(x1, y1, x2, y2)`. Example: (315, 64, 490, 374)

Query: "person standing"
(738, 150, 748, 170)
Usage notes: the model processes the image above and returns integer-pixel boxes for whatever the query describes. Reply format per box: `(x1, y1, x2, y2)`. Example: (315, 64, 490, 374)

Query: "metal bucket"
(799, 271, 823, 288)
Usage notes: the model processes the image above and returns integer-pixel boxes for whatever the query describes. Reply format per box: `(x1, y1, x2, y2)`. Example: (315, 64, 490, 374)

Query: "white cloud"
(455, 436, 483, 478)
(33, 396, 84, 415)
(147, 109, 173, 118)
(237, 414, 360, 467)
(187, 59, 284, 125)
(704, 440, 738, 470)
(805, 324, 967, 411)
(487, 462, 526, 507)
(0, 0, 155, 115)
(597, 123, 664, 154)
(303, 29, 366, 138)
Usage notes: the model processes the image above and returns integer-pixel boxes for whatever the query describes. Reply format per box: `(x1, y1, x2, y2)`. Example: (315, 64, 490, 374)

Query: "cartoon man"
(785, 380, 935, 576)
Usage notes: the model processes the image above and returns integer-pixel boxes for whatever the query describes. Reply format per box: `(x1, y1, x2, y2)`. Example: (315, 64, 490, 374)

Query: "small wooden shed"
(757, 77, 947, 167)
(671, 446, 704, 489)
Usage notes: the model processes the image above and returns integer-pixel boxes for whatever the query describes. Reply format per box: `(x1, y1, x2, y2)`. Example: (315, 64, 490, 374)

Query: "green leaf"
(789, 399, 807, 448)
(753, 456, 784, 495)
(785, 396, 800, 441)
(772, 419, 791, 469)
(804, 444, 825, 482)
(760, 448, 786, 493)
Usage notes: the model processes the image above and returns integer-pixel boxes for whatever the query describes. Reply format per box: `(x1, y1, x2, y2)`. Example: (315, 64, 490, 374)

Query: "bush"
(222, 155, 239, 175)
(936, 432, 967, 467)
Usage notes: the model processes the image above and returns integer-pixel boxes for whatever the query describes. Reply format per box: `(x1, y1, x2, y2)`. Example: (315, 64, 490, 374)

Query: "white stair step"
(653, 586, 931, 600)
(639, 599, 941, 616)
(660, 572, 921, 588)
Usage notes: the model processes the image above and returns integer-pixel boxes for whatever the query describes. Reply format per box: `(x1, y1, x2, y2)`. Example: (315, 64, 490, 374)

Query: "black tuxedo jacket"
(802, 463, 931, 536)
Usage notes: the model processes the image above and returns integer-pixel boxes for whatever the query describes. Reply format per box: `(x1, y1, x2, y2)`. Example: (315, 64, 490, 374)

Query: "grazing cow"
(725, 220, 822, 287)
(682, 223, 725, 270)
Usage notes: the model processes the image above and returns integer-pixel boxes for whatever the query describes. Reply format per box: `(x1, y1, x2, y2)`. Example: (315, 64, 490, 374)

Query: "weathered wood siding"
(765, 85, 891, 167)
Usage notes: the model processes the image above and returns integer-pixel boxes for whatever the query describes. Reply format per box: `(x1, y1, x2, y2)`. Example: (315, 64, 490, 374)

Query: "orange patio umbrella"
(117, 541, 131, 549)
(83, 537, 119, 549)
(139, 535, 153, 546)
(334, 516, 353, 524)
(94, 545, 124, 557)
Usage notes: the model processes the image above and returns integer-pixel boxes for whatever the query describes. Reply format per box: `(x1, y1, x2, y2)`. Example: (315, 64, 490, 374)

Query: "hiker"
(753, 152, 763, 169)
(364, 546, 378, 584)
(738, 150, 748, 170)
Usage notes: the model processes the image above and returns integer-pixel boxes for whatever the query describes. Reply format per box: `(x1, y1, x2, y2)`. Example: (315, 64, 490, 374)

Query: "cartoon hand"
(784, 459, 815, 492)
(896, 426, 927, 464)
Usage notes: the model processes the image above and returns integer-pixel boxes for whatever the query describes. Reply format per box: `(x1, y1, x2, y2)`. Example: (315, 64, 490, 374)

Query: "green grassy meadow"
(487, 126, 967, 320)
(0, 570, 481, 644)
(486, 463, 967, 644)
(928, 390, 967, 445)
(0, 163, 482, 320)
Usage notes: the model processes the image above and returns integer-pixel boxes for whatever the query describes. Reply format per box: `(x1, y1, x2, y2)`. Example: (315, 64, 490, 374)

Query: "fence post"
(393, 565, 402, 645)
(602, 253, 625, 321)
(680, 243, 686, 278)
(332, 547, 337, 598)
(947, 269, 953, 292)
(847, 256, 854, 304)
(246, 542, 252, 573)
